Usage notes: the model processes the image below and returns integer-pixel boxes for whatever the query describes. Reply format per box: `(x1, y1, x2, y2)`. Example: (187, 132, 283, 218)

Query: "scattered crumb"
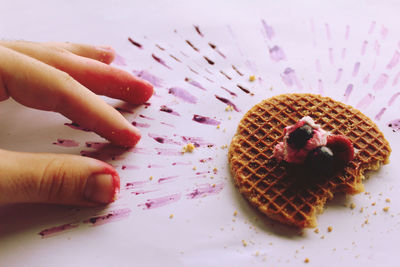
(223, 128, 226, 132)
(225, 105, 234, 112)
(364, 219, 369, 224)
(233, 210, 238, 216)
(327, 226, 333, 232)
(169, 214, 174, 219)
(216, 125, 220, 129)
(386, 198, 391, 203)
(212, 184, 216, 188)
(149, 176, 153, 181)
(228, 116, 232, 120)
(192, 166, 197, 170)
(213, 167, 218, 174)
(242, 240, 247, 247)
(220, 144, 228, 149)
(182, 143, 195, 153)
(304, 258, 310, 263)
(314, 228, 319, 234)
(383, 207, 390, 212)
(360, 207, 364, 213)
(373, 211, 377, 215)
(371, 202, 376, 206)
(350, 203, 356, 209)
(249, 75, 256, 82)
(320, 235, 325, 239)
(255, 251, 260, 256)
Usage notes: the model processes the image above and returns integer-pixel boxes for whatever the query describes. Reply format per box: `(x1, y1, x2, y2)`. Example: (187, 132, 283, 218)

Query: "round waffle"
(228, 93, 391, 228)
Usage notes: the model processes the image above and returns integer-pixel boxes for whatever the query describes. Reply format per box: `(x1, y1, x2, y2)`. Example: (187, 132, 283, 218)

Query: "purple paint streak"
(220, 70, 232, 80)
(121, 164, 140, 170)
(373, 74, 389, 91)
(356, 93, 375, 109)
(113, 53, 127, 66)
(84, 208, 131, 226)
(221, 86, 237, 97)
(192, 115, 220, 125)
(236, 84, 251, 94)
(261, 19, 275, 40)
(209, 43, 226, 58)
(52, 139, 79, 147)
(344, 84, 353, 102)
(369, 21, 376, 34)
(232, 65, 244, 76)
(281, 68, 302, 89)
(389, 92, 400, 106)
(187, 183, 224, 199)
(139, 193, 181, 209)
(152, 54, 172, 70)
(158, 175, 179, 184)
(168, 87, 197, 104)
(155, 148, 182, 156)
(363, 73, 370, 84)
(128, 37, 143, 49)
(132, 121, 151, 128)
(39, 223, 79, 238)
(352, 62, 360, 77)
(203, 56, 215, 65)
(181, 135, 213, 147)
(335, 68, 343, 84)
(64, 122, 91, 132)
(388, 119, 400, 132)
(185, 77, 206, 91)
(375, 108, 386, 121)
(215, 95, 240, 112)
(361, 41, 368, 55)
(160, 105, 180, 116)
(148, 133, 181, 145)
(269, 46, 286, 62)
(381, 26, 388, 39)
(133, 70, 163, 88)
(186, 40, 199, 52)
(392, 72, 400, 86)
(386, 51, 400, 69)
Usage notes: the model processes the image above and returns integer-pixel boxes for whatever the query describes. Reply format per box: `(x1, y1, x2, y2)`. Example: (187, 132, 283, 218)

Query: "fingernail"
(98, 45, 114, 53)
(84, 173, 120, 203)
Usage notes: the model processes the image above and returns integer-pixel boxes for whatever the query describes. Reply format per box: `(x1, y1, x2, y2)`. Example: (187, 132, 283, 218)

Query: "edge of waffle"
(228, 93, 391, 228)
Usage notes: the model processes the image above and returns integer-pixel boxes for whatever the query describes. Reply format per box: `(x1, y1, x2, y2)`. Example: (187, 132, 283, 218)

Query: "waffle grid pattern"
(228, 94, 391, 228)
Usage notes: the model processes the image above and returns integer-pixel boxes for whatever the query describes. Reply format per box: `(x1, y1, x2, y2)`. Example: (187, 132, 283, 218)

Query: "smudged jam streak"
(192, 115, 220, 125)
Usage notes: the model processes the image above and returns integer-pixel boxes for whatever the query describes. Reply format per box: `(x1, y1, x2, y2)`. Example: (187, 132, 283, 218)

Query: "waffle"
(228, 93, 391, 228)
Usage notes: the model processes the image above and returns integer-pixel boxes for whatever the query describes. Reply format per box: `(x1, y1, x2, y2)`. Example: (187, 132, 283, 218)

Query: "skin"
(0, 41, 153, 206)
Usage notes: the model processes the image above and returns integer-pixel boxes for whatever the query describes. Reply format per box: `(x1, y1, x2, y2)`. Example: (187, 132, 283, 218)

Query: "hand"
(0, 41, 153, 206)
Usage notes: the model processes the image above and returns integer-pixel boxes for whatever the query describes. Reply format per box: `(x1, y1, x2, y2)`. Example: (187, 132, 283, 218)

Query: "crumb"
(228, 116, 232, 120)
(223, 129, 226, 132)
(149, 176, 153, 181)
(242, 240, 247, 247)
(327, 226, 333, 232)
(371, 202, 376, 206)
(169, 214, 174, 219)
(360, 207, 364, 213)
(212, 184, 216, 188)
(320, 235, 325, 239)
(373, 211, 377, 215)
(304, 258, 310, 263)
(213, 167, 218, 174)
(350, 203, 356, 209)
(269, 86, 273, 91)
(249, 75, 256, 82)
(182, 143, 195, 153)
(225, 105, 234, 112)
(192, 166, 197, 170)
(364, 219, 369, 224)
(255, 251, 260, 256)
(233, 210, 238, 216)
(314, 228, 319, 234)
(217, 125, 220, 129)
(383, 207, 390, 212)
(386, 198, 391, 203)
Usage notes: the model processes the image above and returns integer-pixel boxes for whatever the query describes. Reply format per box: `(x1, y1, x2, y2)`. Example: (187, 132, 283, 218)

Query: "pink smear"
(139, 193, 181, 209)
(133, 70, 163, 88)
(194, 25, 204, 37)
(52, 139, 79, 147)
(181, 135, 213, 147)
(168, 87, 197, 104)
(261, 19, 275, 40)
(172, 161, 192, 166)
(325, 23, 331, 40)
(209, 43, 226, 58)
(148, 133, 182, 145)
(388, 92, 400, 106)
(335, 68, 343, 84)
(363, 73, 370, 84)
(221, 86, 237, 97)
(155, 148, 182, 156)
(369, 21, 376, 34)
(160, 122, 175, 128)
(132, 121, 151, 128)
(386, 51, 400, 69)
(84, 208, 131, 226)
(373, 74, 389, 91)
(269, 46, 286, 62)
(152, 54, 172, 70)
(147, 164, 165, 168)
(375, 108, 386, 121)
(345, 25, 350, 40)
(139, 114, 155, 120)
(361, 41, 368, 55)
(121, 164, 140, 170)
(374, 40, 380, 56)
(329, 48, 334, 65)
(281, 68, 302, 89)
(39, 223, 79, 238)
(344, 84, 353, 102)
(318, 79, 324, 94)
(192, 115, 220, 125)
(392, 72, 400, 86)
(356, 93, 375, 109)
(113, 53, 127, 66)
(341, 48, 346, 59)
(187, 183, 224, 199)
(160, 105, 180, 116)
(381, 26, 388, 39)
(158, 175, 179, 184)
(215, 95, 240, 112)
(315, 59, 321, 73)
(185, 77, 206, 91)
(126, 181, 148, 189)
(128, 37, 143, 49)
(131, 147, 152, 154)
(352, 62, 361, 77)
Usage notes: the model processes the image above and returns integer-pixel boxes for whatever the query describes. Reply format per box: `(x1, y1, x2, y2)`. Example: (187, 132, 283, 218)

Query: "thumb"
(0, 149, 120, 206)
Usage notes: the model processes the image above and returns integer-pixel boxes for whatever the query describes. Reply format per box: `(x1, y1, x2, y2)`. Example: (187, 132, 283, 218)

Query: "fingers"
(0, 45, 141, 147)
(0, 149, 120, 206)
(43, 42, 116, 64)
(0, 40, 153, 104)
